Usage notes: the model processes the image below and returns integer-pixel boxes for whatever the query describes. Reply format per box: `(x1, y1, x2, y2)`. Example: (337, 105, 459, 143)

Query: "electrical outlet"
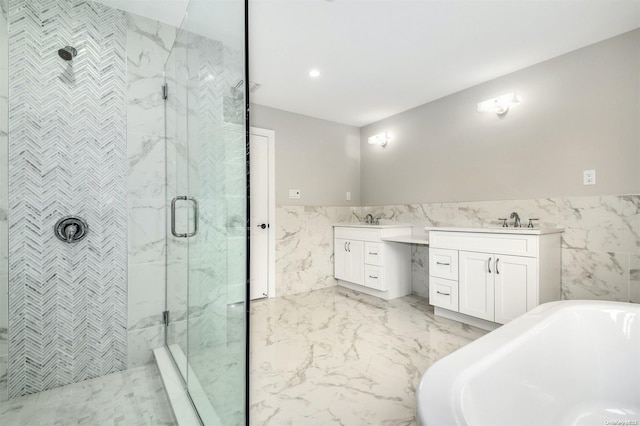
(289, 189, 301, 199)
(583, 169, 596, 185)
(346, 191, 351, 201)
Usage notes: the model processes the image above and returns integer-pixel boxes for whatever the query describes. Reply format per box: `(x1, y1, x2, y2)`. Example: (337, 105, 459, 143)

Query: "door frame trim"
(250, 126, 276, 298)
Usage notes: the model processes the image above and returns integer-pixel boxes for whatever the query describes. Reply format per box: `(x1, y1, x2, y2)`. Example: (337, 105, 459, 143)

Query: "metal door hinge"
(162, 310, 170, 326)
(162, 83, 168, 100)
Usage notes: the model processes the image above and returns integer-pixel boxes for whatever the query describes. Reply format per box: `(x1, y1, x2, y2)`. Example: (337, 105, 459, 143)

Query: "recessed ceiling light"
(309, 69, 321, 78)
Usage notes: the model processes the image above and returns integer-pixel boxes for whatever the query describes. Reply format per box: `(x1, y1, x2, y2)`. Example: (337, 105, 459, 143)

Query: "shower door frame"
(161, 1, 251, 424)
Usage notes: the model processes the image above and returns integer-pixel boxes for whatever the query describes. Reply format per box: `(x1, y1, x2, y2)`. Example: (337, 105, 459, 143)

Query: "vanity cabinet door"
(347, 240, 364, 285)
(334, 238, 364, 285)
(335, 238, 350, 282)
(459, 251, 495, 322)
(494, 255, 536, 324)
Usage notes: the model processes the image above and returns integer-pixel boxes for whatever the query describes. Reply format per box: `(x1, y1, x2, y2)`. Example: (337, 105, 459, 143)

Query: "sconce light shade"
(368, 131, 392, 147)
(477, 92, 521, 115)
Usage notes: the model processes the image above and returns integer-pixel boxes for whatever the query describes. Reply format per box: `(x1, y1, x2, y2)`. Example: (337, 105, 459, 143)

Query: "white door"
(459, 251, 495, 321)
(494, 255, 536, 324)
(250, 133, 269, 299)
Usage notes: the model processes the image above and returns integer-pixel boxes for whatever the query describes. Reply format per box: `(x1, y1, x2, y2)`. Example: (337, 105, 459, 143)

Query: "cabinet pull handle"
(348, 242, 351, 252)
(488, 257, 492, 273)
(369, 275, 378, 279)
(344, 242, 347, 252)
(436, 291, 450, 296)
(436, 262, 450, 266)
(496, 258, 500, 274)
(369, 252, 378, 255)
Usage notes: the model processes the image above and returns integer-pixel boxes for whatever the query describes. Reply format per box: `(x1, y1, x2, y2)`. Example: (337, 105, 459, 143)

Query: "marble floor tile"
(0, 364, 176, 426)
(250, 286, 487, 425)
(0, 286, 486, 425)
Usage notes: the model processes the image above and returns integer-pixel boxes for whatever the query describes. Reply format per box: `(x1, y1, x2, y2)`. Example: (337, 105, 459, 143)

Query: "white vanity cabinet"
(334, 225, 412, 300)
(428, 228, 562, 330)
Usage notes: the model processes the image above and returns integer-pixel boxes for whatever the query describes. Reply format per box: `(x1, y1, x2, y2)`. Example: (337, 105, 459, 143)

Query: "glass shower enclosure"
(163, 1, 248, 424)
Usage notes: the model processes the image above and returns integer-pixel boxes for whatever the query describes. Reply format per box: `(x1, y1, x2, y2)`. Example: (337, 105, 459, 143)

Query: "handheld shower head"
(58, 46, 77, 61)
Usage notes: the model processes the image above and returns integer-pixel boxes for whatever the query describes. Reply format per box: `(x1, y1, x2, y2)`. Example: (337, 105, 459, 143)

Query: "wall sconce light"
(368, 131, 392, 147)
(477, 92, 521, 116)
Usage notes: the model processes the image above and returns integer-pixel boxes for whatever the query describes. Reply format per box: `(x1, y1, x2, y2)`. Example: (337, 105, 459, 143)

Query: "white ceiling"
(96, 0, 640, 127)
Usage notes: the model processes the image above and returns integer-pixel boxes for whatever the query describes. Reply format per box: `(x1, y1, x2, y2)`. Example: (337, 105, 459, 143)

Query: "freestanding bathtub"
(417, 300, 640, 426)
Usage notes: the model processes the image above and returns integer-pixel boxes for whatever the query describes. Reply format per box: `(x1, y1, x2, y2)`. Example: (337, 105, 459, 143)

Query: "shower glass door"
(165, 1, 247, 424)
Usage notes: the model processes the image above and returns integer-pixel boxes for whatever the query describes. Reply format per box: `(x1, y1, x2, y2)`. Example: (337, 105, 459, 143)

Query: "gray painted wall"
(250, 104, 361, 206)
(360, 29, 640, 205)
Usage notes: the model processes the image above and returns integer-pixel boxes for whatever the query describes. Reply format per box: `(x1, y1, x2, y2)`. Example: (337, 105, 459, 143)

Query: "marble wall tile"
(127, 131, 166, 199)
(0, 354, 6, 401)
(0, 208, 6, 277)
(128, 325, 164, 368)
(556, 195, 640, 252)
(128, 198, 166, 264)
(561, 249, 630, 301)
(275, 206, 358, 297)
(630, 254, 640, 303)
(128, 262, 166, 330)
(0, 4, 8, 394)
(411, 245, 429, 298)
(1, 0, 9, 404)
(361, 198, 558, 230)
(0, 274, 6, 332)
(125, 12, 177, 370)
(126, 14, 174, 136)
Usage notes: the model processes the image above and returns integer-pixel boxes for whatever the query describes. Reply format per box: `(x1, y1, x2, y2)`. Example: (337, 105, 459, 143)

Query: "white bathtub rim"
(417, 300, 640, 426)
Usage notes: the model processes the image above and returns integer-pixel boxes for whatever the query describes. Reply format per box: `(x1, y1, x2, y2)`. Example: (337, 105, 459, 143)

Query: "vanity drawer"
(365, 242, 383, 266)
(364, 265, 385, 291)
(429, 277, 459, 311)
(429, 248, 458, 280)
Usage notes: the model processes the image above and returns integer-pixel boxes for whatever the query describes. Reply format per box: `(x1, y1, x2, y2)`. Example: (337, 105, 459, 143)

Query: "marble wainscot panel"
(276, 196, 640, 304)
(275, 205, 359, 297)
(126, 13, 176, 368)
(556, 195, 640, 302)
(630, 254, 640, 303)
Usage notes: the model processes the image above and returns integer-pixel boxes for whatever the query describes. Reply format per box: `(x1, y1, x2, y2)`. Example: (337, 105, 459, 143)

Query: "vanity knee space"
(333, 224, 413, 300)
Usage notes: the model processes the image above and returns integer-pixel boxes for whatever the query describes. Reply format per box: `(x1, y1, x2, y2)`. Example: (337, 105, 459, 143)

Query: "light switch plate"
(346, 191, 351, 201)
(583, 169, 596, 185)
(289, 189, 301, 199)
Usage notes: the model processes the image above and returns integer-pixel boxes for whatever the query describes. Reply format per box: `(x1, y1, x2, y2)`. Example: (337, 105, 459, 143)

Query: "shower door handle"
(185, 196, 199, 238)
(171, 196, 199, 238)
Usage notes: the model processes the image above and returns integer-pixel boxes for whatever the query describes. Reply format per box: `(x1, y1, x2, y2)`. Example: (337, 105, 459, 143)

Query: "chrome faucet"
(510, 211, 521, 228)
(365, 213, 373, 224)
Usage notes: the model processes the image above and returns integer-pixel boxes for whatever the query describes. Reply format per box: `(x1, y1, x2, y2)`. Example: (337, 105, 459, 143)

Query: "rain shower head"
(58, 46, 77, 61)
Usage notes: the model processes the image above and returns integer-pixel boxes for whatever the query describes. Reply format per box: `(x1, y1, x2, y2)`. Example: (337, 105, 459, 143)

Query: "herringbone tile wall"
(7, 0, 127, 398)
(0, 0, 9, 403)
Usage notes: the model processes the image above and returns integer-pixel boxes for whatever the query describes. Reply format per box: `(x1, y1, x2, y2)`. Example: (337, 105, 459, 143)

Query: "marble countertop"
(425, 226, 564, 235)
(333, 223, 413, 229)
(380, 235, 429, 245)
